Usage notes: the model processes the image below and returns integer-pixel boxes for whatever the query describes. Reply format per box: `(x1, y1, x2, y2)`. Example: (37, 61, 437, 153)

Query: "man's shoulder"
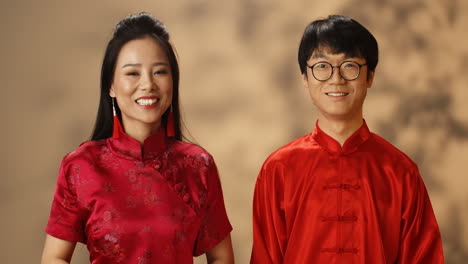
(368, 132, 417, 169)
(262, 134, 316, 166)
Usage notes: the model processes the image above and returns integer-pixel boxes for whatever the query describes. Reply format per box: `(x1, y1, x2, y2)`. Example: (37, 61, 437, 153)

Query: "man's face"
(302, 48, 374, 122)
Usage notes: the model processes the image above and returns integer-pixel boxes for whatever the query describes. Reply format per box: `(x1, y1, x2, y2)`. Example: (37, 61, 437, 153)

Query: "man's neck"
(317, 117, 364, 147)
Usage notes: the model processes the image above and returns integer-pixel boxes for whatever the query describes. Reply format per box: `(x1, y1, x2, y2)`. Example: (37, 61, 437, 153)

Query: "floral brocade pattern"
(45, 127, 232, 264)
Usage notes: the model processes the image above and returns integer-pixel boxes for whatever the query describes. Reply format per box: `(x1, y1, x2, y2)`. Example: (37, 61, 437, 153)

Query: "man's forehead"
(310, 48, 363, 60)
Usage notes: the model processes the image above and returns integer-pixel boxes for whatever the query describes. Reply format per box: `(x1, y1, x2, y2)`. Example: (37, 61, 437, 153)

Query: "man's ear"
(367, 70, 375, 89)
(302, 73, 309, 89)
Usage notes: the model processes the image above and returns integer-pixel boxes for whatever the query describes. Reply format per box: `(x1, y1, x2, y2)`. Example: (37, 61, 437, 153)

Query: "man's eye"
(343, 62, 357, 68)
(314, 63, 329, 69)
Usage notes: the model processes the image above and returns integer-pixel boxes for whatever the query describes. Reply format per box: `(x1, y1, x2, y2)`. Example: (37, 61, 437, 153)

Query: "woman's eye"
(126, 72, 139, 76)
(154, 70, 168, 75)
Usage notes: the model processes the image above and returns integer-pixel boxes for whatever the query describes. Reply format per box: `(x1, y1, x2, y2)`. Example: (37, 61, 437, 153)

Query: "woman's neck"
(122, 121, 161, 144)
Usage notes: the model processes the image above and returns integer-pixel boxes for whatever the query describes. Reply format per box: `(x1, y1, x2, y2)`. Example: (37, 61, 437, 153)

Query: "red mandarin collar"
(107, 124, 169, 161)
(311, 120, 371, 155)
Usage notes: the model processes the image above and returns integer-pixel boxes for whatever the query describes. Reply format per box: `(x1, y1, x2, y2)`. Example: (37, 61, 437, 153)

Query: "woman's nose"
(139, 72, 156, 91)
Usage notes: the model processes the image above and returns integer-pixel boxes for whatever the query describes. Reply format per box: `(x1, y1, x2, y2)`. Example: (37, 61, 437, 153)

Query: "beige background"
(1, 0, 467, 263)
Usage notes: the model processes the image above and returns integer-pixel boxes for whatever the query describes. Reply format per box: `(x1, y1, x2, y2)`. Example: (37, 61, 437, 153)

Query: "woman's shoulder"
(170, 140, 213, 159)
(61, 139, 108, 163)
(166, 140, 217, 173)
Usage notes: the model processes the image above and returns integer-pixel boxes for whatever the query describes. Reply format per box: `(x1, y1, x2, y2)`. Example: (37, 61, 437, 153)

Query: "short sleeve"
(193, 157, 232, 256)
(45, 156, 86, 243)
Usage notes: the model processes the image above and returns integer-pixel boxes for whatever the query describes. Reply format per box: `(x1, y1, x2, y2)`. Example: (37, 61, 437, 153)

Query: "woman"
(41, 13, 234, 264)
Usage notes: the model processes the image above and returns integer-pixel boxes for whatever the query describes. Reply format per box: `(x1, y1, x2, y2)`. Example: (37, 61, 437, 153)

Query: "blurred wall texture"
(1, 0, 467, 263)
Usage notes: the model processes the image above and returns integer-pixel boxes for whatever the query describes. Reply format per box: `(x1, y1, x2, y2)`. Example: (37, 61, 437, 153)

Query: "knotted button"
(337, 215, 358, 222)
(320, 247, 357, 254)
(175, 183, 183, 192)
(135, 161, 145, 169)
(321, 215, 357, 222)
(324, 184, 361, 190)
(337, 248, 358, 254)
(183, 193, 191, 202)
(153, 161, 161, 170)
(343, 184, 361, 190)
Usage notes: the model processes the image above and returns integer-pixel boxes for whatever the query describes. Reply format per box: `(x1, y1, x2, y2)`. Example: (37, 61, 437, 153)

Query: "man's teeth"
(327, 92, 348, 96)
(136, 98, 158, 105)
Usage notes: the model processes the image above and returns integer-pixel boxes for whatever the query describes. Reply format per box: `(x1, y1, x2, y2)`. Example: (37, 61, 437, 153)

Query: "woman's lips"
(136, 98, 158, 106)
(135, 96, 159, 108)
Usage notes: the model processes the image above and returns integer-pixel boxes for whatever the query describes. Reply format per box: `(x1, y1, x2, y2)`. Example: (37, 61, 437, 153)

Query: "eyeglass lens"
(312, 61, 361, 81)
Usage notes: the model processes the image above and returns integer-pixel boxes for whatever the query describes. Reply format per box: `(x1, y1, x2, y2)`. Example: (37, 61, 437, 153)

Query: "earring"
(166, 105, 175, 137)
(112, 97, 122, 139)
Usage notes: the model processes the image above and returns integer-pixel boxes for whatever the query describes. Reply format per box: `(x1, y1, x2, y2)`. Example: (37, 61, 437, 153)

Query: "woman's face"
(110, 37, 173, 134)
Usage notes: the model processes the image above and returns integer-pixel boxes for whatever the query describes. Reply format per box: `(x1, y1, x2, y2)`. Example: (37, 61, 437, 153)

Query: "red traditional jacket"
(251, 121, 444, 264)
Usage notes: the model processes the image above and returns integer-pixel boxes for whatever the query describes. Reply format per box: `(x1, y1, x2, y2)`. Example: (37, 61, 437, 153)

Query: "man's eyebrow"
(122, 62, 169, 68)
(311, 52, 329, 59)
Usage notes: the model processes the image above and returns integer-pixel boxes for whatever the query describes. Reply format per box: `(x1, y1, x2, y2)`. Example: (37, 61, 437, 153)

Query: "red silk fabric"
(46, 126, 232, 263)
(251, 121, 443, 264)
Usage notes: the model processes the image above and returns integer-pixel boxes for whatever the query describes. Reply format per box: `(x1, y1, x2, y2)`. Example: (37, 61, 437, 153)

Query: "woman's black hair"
(298, 15, 379, 79)
(91, 12, 183, 141)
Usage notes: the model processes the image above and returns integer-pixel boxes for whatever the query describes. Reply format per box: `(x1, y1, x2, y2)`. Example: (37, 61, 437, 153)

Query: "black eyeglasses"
(306, 61, 367, 81)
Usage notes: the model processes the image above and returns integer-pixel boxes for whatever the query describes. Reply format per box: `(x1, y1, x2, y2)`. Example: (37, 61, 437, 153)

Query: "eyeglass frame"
(306, 60, 368, 81)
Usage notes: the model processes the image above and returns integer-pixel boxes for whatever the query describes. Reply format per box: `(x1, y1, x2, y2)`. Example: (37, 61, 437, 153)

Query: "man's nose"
(329, 66, 346, 84)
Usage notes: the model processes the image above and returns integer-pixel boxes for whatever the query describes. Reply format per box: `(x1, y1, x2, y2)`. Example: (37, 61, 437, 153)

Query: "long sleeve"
(251, 161, 287, 264)
(249, 123, 445, 263)
(398, 167, 444, 263)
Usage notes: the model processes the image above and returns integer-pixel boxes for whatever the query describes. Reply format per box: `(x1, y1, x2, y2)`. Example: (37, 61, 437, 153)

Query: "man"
(251, 15, 444, 263)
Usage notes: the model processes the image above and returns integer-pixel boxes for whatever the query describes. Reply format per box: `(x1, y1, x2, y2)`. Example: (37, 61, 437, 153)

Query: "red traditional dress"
(45, 126, 232, 263)
(251, 121, 444, 264)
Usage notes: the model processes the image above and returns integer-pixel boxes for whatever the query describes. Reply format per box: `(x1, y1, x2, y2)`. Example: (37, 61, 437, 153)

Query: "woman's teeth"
(136, 98, 158, 105)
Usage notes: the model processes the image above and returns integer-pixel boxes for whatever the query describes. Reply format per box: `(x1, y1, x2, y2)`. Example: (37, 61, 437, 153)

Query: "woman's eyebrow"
(122, 62, 169, 68)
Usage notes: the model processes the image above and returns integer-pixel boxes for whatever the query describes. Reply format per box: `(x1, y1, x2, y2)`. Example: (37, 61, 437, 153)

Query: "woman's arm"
(41, 235, 76, 264)
(206, 234, 234, 264)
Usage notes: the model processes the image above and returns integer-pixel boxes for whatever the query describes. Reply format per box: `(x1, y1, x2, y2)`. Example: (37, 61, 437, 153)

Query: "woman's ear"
(109, 85, 116, 97)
